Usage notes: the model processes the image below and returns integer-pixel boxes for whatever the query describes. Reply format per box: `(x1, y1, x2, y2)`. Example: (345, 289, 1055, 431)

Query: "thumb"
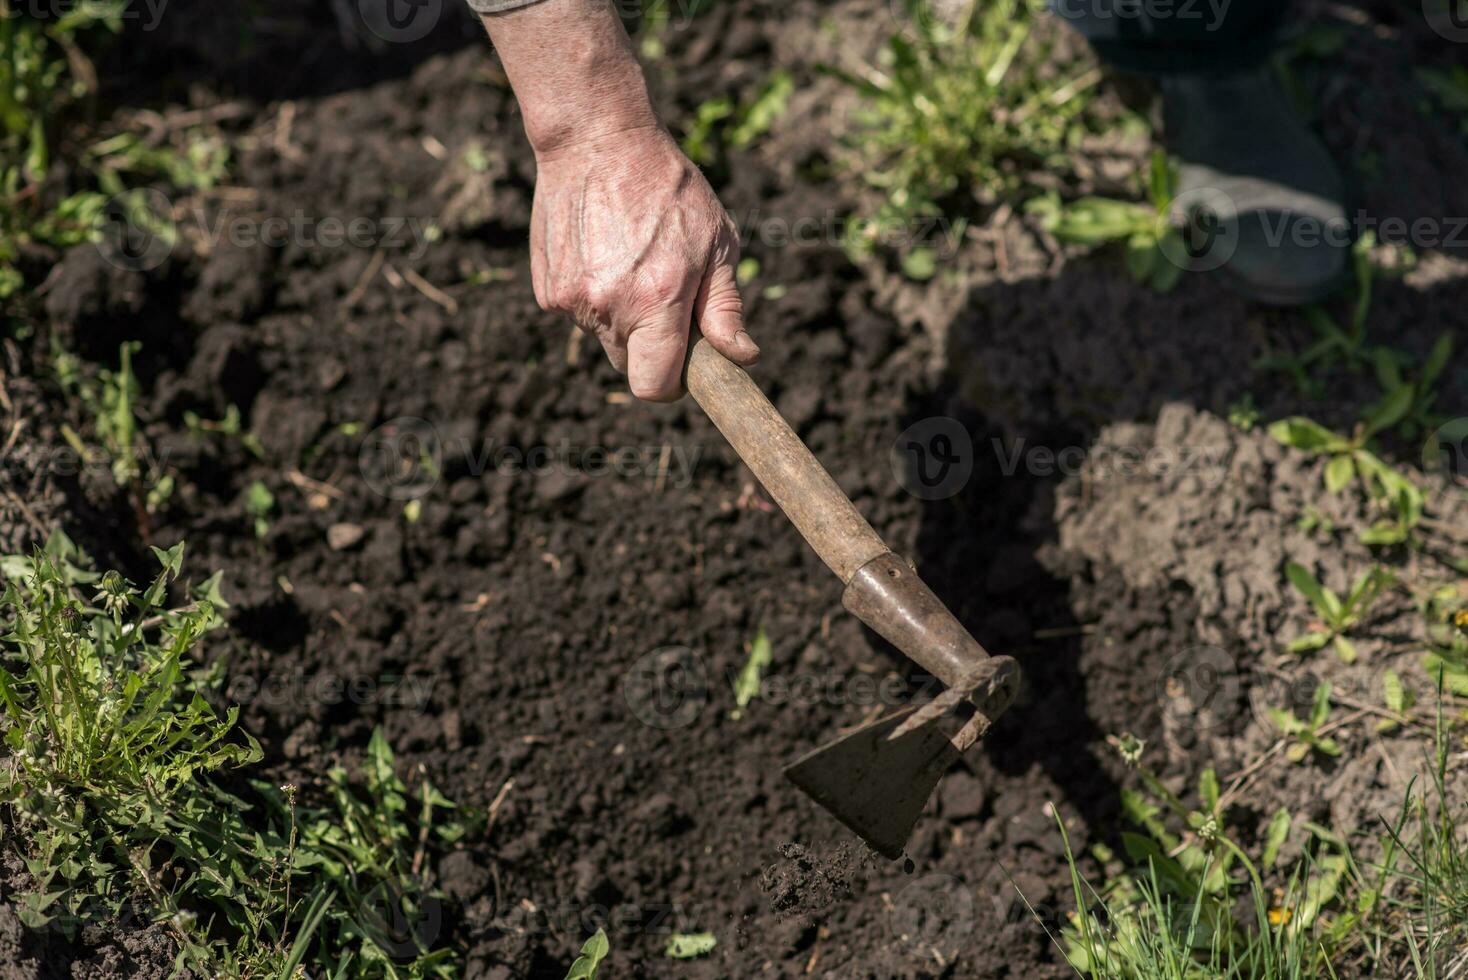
(694, 249, 759, 366)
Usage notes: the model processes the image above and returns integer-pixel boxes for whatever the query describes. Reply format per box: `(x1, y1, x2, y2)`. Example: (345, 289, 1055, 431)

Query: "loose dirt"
(4, 0, 1465, 977)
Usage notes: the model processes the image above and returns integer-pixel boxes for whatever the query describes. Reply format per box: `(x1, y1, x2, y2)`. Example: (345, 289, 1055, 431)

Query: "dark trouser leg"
(1051, 0, 1290, 75)
(1053, 0, 1350, 305)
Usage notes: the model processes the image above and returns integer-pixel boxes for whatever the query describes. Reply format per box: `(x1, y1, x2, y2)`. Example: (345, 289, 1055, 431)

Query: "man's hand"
(532, 127, 757, 401)
(480, 0, 757, 401)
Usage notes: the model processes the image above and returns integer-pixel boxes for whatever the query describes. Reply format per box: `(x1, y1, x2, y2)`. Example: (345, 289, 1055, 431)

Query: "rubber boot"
(1160, 67, 1351, 305)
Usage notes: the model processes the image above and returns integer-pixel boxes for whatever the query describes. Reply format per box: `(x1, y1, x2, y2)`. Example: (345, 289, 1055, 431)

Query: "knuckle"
(582, 280, 617, 316)
(546, 283, 578, 313)
(630, 376, 679, 402)
(643, 265, 690, 302)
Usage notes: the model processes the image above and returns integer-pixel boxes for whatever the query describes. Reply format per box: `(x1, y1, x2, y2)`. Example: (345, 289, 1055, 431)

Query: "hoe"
(685, 339, 1022, 859)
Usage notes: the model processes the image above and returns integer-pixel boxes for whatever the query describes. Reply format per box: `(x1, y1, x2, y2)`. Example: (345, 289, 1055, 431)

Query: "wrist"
(523, 85, 662, 161)
(481, 0, 662, 158)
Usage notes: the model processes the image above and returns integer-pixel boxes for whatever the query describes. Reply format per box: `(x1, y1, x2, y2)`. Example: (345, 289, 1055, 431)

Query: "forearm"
(479, 0, 662, 157)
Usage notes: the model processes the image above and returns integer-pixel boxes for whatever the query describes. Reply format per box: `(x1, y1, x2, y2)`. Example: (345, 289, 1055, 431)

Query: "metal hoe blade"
(783, 705, 962, 860)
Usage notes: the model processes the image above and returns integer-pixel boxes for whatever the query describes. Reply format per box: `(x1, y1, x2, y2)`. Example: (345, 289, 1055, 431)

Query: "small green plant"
(1227, 393, 1261, 432)
(681, 70, 793, 169)
(826, 0, 1107, 240)
(564, 928, 609, 979)
(1295, 505, 1336, 538)
(56, 340, 143, 487)
(1376, 669, 1415, 734)
(1266, 682, 1343, 763)
(1027, 151, 1185, 292)
(1418, 64, 1468, 135)
(1366, 332, 1454, 442)
(664, 932, 716, 959)
(1259, 237, 1453, 422)
(245, 480, 275, 539)
(184, 404, 266, 458)
(1283, 561, 1390, 662)
(729, 626, 771, 720)
(1259, 236, 1378, 396)
(1421, 589, 1468, 696)
(1268, 416, 1425, 547)
(0, 5, 230, 296)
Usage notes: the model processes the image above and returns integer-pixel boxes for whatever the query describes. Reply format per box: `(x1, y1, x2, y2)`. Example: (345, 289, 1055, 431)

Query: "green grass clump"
(1054, 709, 1468, 978)
(1, 4, 229, 299)
(827, 0, 1107, 253)
(0, 533, 473, 977)
(0, 3, 122, 296)
(1372, 710, 1468, 972)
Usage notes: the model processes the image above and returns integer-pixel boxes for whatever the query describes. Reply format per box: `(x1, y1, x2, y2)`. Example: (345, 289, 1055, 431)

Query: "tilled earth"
(3, 0, 1466, 977)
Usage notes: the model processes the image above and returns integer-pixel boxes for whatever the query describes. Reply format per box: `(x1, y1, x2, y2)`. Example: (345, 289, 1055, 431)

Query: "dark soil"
(4, 0, 1466, 977)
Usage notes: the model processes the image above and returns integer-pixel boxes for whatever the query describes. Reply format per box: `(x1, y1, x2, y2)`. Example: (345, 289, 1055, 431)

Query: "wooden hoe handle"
(685, 338, 889, 583)
(685, 338, 1021, 723)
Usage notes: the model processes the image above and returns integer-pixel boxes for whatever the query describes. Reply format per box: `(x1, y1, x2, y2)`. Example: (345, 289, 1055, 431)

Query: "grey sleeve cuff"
(465, 0, 549, 13)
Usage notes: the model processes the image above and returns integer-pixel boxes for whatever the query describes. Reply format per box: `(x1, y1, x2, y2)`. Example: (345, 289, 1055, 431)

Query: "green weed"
(1266, 682, 1343, 763)
(564, 928, 609, 979)
(245, 480, 275, 539)
(0, 533, 472, 977)
(1, 5, 230, 296)
(1268, 416, 1425, 547)
(1260, 236, 1454, 426)
(184, 404, 266, 459)
(681, 70, 793, 169)
(729, 626, 771, 720)
(0, 3, 121, 294)
(56, 340, 142, 487)
(664, 932, 716, 959)
(1057, 737, 1349, 977)
(1028, 151, 1185, 292)
(1282, 562, 1390, 663)
(826, 0, 1106, 253)
(1354, 699, 1468, 973)
(1417, 65, 1468, 135)
(1365, 333, 1454, 444)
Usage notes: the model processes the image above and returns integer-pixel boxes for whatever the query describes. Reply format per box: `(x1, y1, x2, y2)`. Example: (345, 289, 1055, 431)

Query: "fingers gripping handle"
(685, 339, 889, 582)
